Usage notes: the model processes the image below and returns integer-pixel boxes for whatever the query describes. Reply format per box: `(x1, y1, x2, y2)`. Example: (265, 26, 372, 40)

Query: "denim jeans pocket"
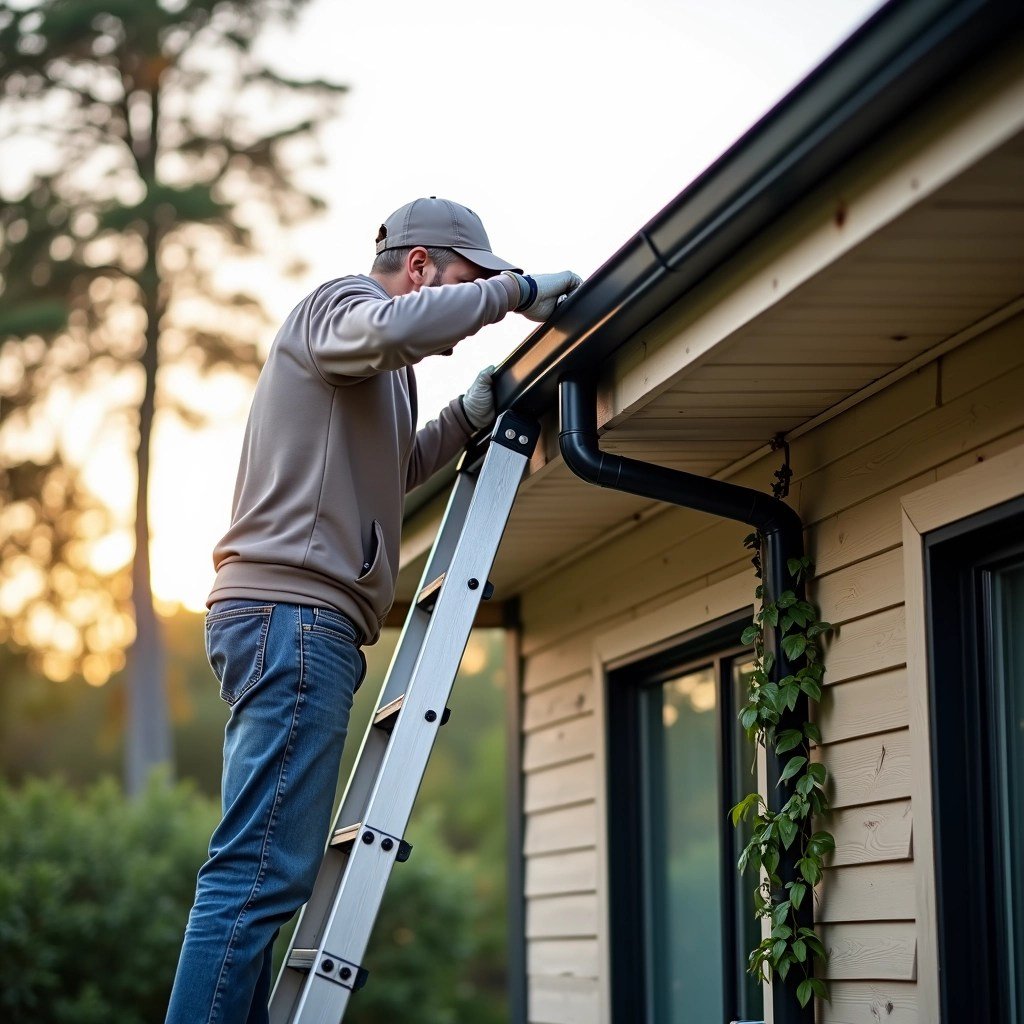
(309, 608, 366, 692)
(311, 606, 359, 643)
(205, 602, 274, 705)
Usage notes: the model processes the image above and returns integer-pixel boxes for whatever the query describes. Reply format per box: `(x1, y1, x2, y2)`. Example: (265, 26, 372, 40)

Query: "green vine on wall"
(731, 532, 835, 1009)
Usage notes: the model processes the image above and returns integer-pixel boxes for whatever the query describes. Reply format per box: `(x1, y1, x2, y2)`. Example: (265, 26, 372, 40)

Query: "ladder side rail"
(325, 466, 480, 829)
(371, 465, 480, 710)
(290, 420, 535, 1023)
(270, 468, 480, 1015)
(356, 439, 527, 836)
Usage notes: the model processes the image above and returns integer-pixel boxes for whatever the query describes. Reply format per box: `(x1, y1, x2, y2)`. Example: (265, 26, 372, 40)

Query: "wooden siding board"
(822, 606, 907, 685)
(821, 923, 917, 981)
(711, 333, 948, 364)
(523, 674, 596, 732)
(812, 256, 1020, 296)
(527, 975, 600, 1024)
(608, 415, 798, 440)
(815, 861, 917, 922)
(523, 716, 596, 773)
(525, 849, 599, 898)
(675, 362, 898, 388)
(524, 803, 597, 856)
(939, 310, 1024, 401)
(524, 638, 594, 694)
(522, 517, 745, 657)
(813, 547, 905, 626)
(817, 981, 919, 1023)
(810, 474, 931, 576)
(815, 670, 909, 745)
(524, 757, 597, 814)
(816, 730, 912, 809)
(526, 893, 599, 939)
(824, 800, 914, 867)
(643, 389, 853, 413)
(527, 939, 600, 979)
(934, 424, 1024, 481)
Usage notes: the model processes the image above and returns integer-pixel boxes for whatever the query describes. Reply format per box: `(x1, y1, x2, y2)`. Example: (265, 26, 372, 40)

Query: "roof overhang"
(395, 0, 1024, 617)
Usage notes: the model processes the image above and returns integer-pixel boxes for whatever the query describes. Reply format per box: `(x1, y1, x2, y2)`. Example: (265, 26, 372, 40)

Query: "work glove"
(504, 270, 583, 322)
(461, 365, 496, 430)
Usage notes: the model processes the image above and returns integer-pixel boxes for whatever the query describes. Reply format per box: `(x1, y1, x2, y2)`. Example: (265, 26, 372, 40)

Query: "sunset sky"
(81, 0, 883, 611)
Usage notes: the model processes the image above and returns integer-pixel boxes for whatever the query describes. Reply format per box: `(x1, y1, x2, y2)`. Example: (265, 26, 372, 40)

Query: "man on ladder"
(165, 196, 581, 1024)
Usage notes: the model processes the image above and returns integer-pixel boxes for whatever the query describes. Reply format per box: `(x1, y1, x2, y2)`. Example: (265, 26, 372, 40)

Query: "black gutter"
(559, 373, 812, 1024)
(492, 0, 1024, 421)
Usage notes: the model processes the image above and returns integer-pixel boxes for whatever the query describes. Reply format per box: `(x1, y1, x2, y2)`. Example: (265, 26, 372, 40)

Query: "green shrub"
(0, 778, 506, 1024)
(0, 774, 217, 1024)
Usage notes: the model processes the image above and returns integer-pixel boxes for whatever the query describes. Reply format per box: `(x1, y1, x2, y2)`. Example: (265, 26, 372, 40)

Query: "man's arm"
(405, 398, 474, 492)
(308, 275, 519, 381)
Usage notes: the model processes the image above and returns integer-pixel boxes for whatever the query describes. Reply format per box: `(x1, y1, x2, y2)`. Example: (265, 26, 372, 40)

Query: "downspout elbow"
(558, 373, 618, 488)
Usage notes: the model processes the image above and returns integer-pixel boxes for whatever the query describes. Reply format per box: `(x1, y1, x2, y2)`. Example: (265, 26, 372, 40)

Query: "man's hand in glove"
(503, 271, 583, 323)
(460, 365, 496, 430)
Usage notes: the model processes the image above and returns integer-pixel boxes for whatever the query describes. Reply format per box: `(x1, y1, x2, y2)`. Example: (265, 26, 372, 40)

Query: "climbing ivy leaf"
(777, 756, 807, 786)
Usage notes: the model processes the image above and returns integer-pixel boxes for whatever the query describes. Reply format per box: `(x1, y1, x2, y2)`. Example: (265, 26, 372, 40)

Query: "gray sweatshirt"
(209, 272, 518, 644)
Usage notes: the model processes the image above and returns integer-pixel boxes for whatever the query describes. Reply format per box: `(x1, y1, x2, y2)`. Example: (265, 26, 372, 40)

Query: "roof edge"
(496, 0, 1024, 417)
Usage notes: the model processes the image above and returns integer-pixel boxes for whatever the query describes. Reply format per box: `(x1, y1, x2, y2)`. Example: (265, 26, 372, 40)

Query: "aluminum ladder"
(269, 409, 539, 1024)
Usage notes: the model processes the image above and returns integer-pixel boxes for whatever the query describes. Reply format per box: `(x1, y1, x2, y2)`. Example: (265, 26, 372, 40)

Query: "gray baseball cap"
(375, 197, 521, 273)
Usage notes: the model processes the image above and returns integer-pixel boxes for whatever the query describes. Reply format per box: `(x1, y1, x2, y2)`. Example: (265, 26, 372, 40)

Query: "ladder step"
(416, 572, 446, 612)
(416, 572, 495, 613)
(287, 948, 316, 972)
(372, 694, 451, 735)
(330, 823, 362, 851)
(372, 695, 404, 732)
(330, 822, 414, 862)
(286, 950, 370, 993)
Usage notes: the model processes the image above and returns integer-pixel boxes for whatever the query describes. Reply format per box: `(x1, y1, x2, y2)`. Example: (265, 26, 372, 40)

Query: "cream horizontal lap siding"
(516, 313, 1024, 1024)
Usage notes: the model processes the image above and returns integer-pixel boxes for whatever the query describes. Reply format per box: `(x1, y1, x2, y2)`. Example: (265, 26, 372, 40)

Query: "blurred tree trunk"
(127, 77, 171, 788)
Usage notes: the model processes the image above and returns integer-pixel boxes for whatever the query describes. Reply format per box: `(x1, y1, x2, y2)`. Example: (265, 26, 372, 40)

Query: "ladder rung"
(329, 821, 414, 863)
(416, 571, 446, 612)
(287, 948, 316, 972)
(330, 823, 362, 851)
(372, 694, 451, 735)
(372, 695, 404, 732)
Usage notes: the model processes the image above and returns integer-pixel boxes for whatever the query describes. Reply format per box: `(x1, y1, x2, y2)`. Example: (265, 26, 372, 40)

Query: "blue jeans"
(166, 600, 366, 1024)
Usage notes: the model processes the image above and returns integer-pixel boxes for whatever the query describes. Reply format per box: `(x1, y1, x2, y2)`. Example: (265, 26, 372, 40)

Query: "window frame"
(924, 495, 1024, 1022)
(901, 443, 1024, 1022)
(605, 611, 760, 1024)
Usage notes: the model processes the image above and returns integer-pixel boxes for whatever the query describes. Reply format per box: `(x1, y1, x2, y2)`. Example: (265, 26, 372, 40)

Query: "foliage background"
(0, 622, 511, 1023)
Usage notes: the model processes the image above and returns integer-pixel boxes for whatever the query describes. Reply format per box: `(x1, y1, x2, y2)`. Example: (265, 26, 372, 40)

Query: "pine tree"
(0, 0, 345, 792)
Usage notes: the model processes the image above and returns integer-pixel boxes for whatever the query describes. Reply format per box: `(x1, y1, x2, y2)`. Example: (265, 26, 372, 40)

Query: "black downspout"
(558, 373, 813, 1024)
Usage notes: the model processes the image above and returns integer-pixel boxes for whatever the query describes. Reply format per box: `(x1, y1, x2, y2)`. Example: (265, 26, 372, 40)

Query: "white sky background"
(150, 0, 884, 608)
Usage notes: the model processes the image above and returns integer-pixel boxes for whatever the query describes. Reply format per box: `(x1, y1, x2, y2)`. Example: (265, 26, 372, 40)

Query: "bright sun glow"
(72, 369, 252, 614)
